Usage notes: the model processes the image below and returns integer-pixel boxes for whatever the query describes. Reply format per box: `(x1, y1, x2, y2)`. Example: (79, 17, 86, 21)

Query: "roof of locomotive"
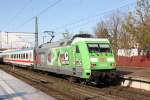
(39, 38, 71, 49)
(38, 33, 110, 48)
(39, 37, 110, 49)
(38, 33, 94, 48)
(72, 37, 109, 44)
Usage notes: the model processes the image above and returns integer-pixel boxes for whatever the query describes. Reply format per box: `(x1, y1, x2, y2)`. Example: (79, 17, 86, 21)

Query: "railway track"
(0, 64, 150, 100)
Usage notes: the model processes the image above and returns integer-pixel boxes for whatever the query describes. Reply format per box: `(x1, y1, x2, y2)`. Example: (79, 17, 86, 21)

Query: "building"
(0, 32, 33, 49)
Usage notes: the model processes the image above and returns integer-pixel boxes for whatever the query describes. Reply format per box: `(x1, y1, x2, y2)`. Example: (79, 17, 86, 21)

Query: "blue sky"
(0, 0, 136, 45)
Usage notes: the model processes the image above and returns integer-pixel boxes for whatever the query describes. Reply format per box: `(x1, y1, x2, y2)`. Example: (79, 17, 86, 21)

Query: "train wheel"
(77, 78, 88, 85)
(68, 76, 77, 83)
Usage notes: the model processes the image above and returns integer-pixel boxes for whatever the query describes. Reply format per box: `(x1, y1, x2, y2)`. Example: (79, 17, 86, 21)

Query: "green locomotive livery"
(37, 35, 116, 83)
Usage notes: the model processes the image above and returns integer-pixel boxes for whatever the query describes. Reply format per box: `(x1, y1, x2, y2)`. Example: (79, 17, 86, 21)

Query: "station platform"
(117, 67, 150, 82)
(117, 67, 150, 91)
(0, 70, 55, 100)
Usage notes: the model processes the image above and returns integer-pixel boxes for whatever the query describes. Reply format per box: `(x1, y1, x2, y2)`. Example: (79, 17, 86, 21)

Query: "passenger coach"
(2, 48, 34, 66)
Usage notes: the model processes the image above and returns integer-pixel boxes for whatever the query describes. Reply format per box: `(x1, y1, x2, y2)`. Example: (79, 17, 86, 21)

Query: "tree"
(95, 11, 130, 55)
(124, 0, 150, 50)
(95, 20, 108, 38)
(107, 11, 126, 55)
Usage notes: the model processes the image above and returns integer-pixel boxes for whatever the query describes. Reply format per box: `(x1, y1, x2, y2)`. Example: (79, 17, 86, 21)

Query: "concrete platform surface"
(117, 67, 150, 82)
(0, 70, 56, 100)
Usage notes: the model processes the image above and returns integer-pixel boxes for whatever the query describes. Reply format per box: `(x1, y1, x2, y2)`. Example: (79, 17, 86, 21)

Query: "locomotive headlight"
(107, 58, 114, 62)
(90, 58, 98, 62)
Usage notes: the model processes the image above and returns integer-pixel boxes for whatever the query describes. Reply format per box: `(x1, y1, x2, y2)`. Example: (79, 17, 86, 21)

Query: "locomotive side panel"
(36, 45, 84, 78)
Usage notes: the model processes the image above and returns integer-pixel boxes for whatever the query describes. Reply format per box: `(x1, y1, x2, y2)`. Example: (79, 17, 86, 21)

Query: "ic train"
(0, 34, 117, 83)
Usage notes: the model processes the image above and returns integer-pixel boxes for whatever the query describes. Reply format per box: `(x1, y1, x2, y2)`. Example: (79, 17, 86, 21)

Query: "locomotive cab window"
(87, 43, 111, 53)
(87, 44, 99, 53)
(76, 46, 80, 53)
(99, 44, 111, 53)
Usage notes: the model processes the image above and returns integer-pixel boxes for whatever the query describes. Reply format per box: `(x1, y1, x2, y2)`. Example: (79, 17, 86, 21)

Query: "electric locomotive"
(1, 34, 116, 83)
(36, 34, 116, 83)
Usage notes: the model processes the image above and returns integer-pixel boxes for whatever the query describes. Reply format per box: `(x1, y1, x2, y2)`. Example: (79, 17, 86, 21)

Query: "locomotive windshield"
(87, 43, 111, 53)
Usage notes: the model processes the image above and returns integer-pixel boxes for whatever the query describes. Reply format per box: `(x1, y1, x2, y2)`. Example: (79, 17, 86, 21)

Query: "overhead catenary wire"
(51, 1, 136, 32)
(11, 0, 63, 47)
(3, 0, 136, 48)
(14, 0, 62, 31)
(28, 1, 137, 45)
(37, 0, 62, 17)
(2, 0, 33, 31)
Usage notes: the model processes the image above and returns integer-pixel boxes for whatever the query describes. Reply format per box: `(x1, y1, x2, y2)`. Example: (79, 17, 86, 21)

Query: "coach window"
(21, 54, 22, 59)
(26, 53, 28, 59)
(30, 53, 32, 59)
(21, 54, 23, 59)
(23, 53, 25, 59)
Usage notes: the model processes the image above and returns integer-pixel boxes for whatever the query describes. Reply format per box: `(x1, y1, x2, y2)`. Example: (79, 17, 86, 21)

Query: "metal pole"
(11, 41, 12, 49)
(34, 16, 38, 69)
(0, 31, 1, 48)
(35, 16, 38, 47)
(6, 32, 8, 44)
